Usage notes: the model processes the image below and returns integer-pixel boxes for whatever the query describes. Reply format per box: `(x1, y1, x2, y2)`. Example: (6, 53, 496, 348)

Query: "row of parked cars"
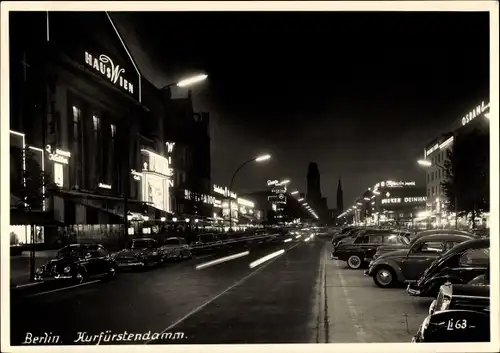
(330, 226, 490, 342)
(33, 229, 286, 284)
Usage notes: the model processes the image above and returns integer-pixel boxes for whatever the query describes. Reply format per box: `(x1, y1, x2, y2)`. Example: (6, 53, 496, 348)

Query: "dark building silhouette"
(336, 178, 344, 212)
(306, 162, 322, 201)
(306, 162, 327, 221)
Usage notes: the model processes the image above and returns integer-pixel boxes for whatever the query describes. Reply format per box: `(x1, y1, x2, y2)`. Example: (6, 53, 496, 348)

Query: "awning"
(10, 208, 64, 226)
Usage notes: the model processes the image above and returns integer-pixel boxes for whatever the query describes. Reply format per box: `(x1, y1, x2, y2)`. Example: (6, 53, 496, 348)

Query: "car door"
(400, 240, 444, 281)
(93, 246, 112, 274)
(363, 234, 383, 259)
(82, 247, 104, 275)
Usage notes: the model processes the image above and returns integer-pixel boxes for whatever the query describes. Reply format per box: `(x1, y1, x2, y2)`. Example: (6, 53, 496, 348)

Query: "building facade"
(9, 12, 212, 245)
(422, 99, 490, 228)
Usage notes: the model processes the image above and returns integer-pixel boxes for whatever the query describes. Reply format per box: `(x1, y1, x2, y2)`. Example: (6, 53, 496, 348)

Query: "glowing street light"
(229, 153, 272, 230)
(176, 74, 208, 88)
(298, 198, 304, 202)
(291, 190, 299, 195)
(255, 154, 271, 162)
(417, 159, 432, 167)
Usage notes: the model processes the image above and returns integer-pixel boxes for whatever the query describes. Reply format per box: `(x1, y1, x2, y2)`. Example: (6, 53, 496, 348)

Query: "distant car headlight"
(63, 266, 71, 273)
(35, 267, 44, 275)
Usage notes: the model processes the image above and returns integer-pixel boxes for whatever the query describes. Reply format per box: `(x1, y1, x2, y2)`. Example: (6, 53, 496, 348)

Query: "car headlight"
(63, 266, 71, 273)
(35, 267, 44, 275)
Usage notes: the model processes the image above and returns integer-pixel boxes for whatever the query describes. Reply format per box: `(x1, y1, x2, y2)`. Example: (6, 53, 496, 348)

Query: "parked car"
(162, 237, 192, 261)
(35, 243, 117, 283)
(407, 238, 489, 297)
(411, 309, 490, 342)
(372, 230, 473, 261)
(428, 283, 489, 316)
(112, 238, 163, 269)
(331, 230, 406, 269)
(366, 233, 475, 288)
(331, 227, 362, 246)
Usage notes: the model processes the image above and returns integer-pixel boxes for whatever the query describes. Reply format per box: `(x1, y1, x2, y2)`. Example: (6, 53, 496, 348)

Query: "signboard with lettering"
(462, 101, 489, 127)
(381, 196, 427, 205)
(213, 184, 237, 199)
(48, 12, 142, 102)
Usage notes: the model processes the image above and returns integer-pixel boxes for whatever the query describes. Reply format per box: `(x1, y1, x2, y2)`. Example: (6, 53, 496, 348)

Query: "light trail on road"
(195, 251, 250, 270)
(249, 249, 285, 269)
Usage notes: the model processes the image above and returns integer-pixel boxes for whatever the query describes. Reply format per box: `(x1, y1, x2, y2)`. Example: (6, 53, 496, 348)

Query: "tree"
(441, 128, 489, 228)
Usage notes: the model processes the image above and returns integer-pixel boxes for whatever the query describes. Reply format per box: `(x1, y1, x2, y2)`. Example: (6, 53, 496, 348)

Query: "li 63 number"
(447, 319, 467, 331)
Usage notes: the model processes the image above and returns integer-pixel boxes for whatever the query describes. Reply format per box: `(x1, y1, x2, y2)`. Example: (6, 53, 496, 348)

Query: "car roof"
(415, 229, 474, 237)
(415, 234, 474, 243)
(165, 237, 182, 240)
(445, 238, 489, 253)
(133, 237, 155, 241)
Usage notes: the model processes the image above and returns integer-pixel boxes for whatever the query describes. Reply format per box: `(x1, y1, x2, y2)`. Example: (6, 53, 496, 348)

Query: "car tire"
(373, 266, 396, 288)
(347, 255, 362, 269)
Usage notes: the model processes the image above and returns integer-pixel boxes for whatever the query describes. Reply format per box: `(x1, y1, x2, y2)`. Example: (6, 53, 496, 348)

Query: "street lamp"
(291, 190, 299, 195)
(417, 159, 458, 229)
(161, 74, 208, 89)
(229, 153, 272, 231)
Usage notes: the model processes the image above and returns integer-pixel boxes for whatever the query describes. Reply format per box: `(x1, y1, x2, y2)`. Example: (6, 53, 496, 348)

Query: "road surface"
(10, 235, 430, 345)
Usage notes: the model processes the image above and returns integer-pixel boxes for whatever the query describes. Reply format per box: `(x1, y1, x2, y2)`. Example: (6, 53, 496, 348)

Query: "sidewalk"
(320, 245, 429, 343)
(10, 251, 57, 288)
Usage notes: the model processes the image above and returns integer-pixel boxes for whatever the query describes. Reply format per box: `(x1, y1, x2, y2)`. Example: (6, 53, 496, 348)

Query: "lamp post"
(417, 159, 458, 229)
(228, 154, 271, 231)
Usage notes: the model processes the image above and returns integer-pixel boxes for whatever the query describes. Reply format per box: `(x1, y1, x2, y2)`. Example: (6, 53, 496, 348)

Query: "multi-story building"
(422, 99, 490, 227)
(9, 12, 212, 245)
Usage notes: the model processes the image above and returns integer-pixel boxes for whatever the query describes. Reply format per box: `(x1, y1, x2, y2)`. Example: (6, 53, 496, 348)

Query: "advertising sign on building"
(381, 196, 427, 205)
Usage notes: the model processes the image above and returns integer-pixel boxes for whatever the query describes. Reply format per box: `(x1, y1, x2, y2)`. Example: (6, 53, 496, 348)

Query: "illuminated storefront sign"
(237, 198, 254, 208)
(45, 145, 71, 187)
(385, 180, 416, 188)
(381, 196, 427, 205)
(267, 180, 279, 186)
(98, 183, 111, 189)
(213, 184, 237, 199)
(45, 145, 71, 164)
(184, 189, 215, 205)
(84, 52, 134, 95)
(462, 101, 489, 126)
(140, 149, 173, 212)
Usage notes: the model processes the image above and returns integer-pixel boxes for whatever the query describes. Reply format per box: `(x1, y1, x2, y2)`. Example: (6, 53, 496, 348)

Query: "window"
(92, 115, 101, 181)
(93, 115, 100, 132)
(420, 241, 444, 253)
(445, 241, 460, 251)
(368, 234, 383, 243)
(432, 186, 435, 195)
(354, 236, 368, 244)
(383, 234, 399, 244)
(427, 188, 430, 197)
(431, 172, 434, 181)
(427, 173, 430, 183)
(110, 124, 116, 138)
(71, 105, 83, 187)
(459, 249, 489, 266)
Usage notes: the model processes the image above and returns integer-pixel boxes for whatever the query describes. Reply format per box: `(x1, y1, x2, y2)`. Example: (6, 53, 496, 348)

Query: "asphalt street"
(10, 235, 430, 346)
(11, 235, 323, 345)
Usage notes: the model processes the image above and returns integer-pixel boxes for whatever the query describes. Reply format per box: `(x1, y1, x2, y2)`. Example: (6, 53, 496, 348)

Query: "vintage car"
(411, 309, 490, 343)
(428, 283, 489, 316)
(372, 229, 473, 261)
(162, 237, 192, 261)
(365, 233, 474, 288)
(407, 238, 489, 297)
(331, 230, 408, 269)
(331, 227, 363, 246)
(112, 238, 164, 269)
(35, 243, 117, 283)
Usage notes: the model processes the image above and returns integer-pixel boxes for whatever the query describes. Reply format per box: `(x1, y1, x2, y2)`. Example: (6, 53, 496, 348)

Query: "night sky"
(110, 11, 490, 208)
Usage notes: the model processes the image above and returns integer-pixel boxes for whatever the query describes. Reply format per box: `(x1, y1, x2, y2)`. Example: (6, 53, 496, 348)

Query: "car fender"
(368, 258, 405, 282)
